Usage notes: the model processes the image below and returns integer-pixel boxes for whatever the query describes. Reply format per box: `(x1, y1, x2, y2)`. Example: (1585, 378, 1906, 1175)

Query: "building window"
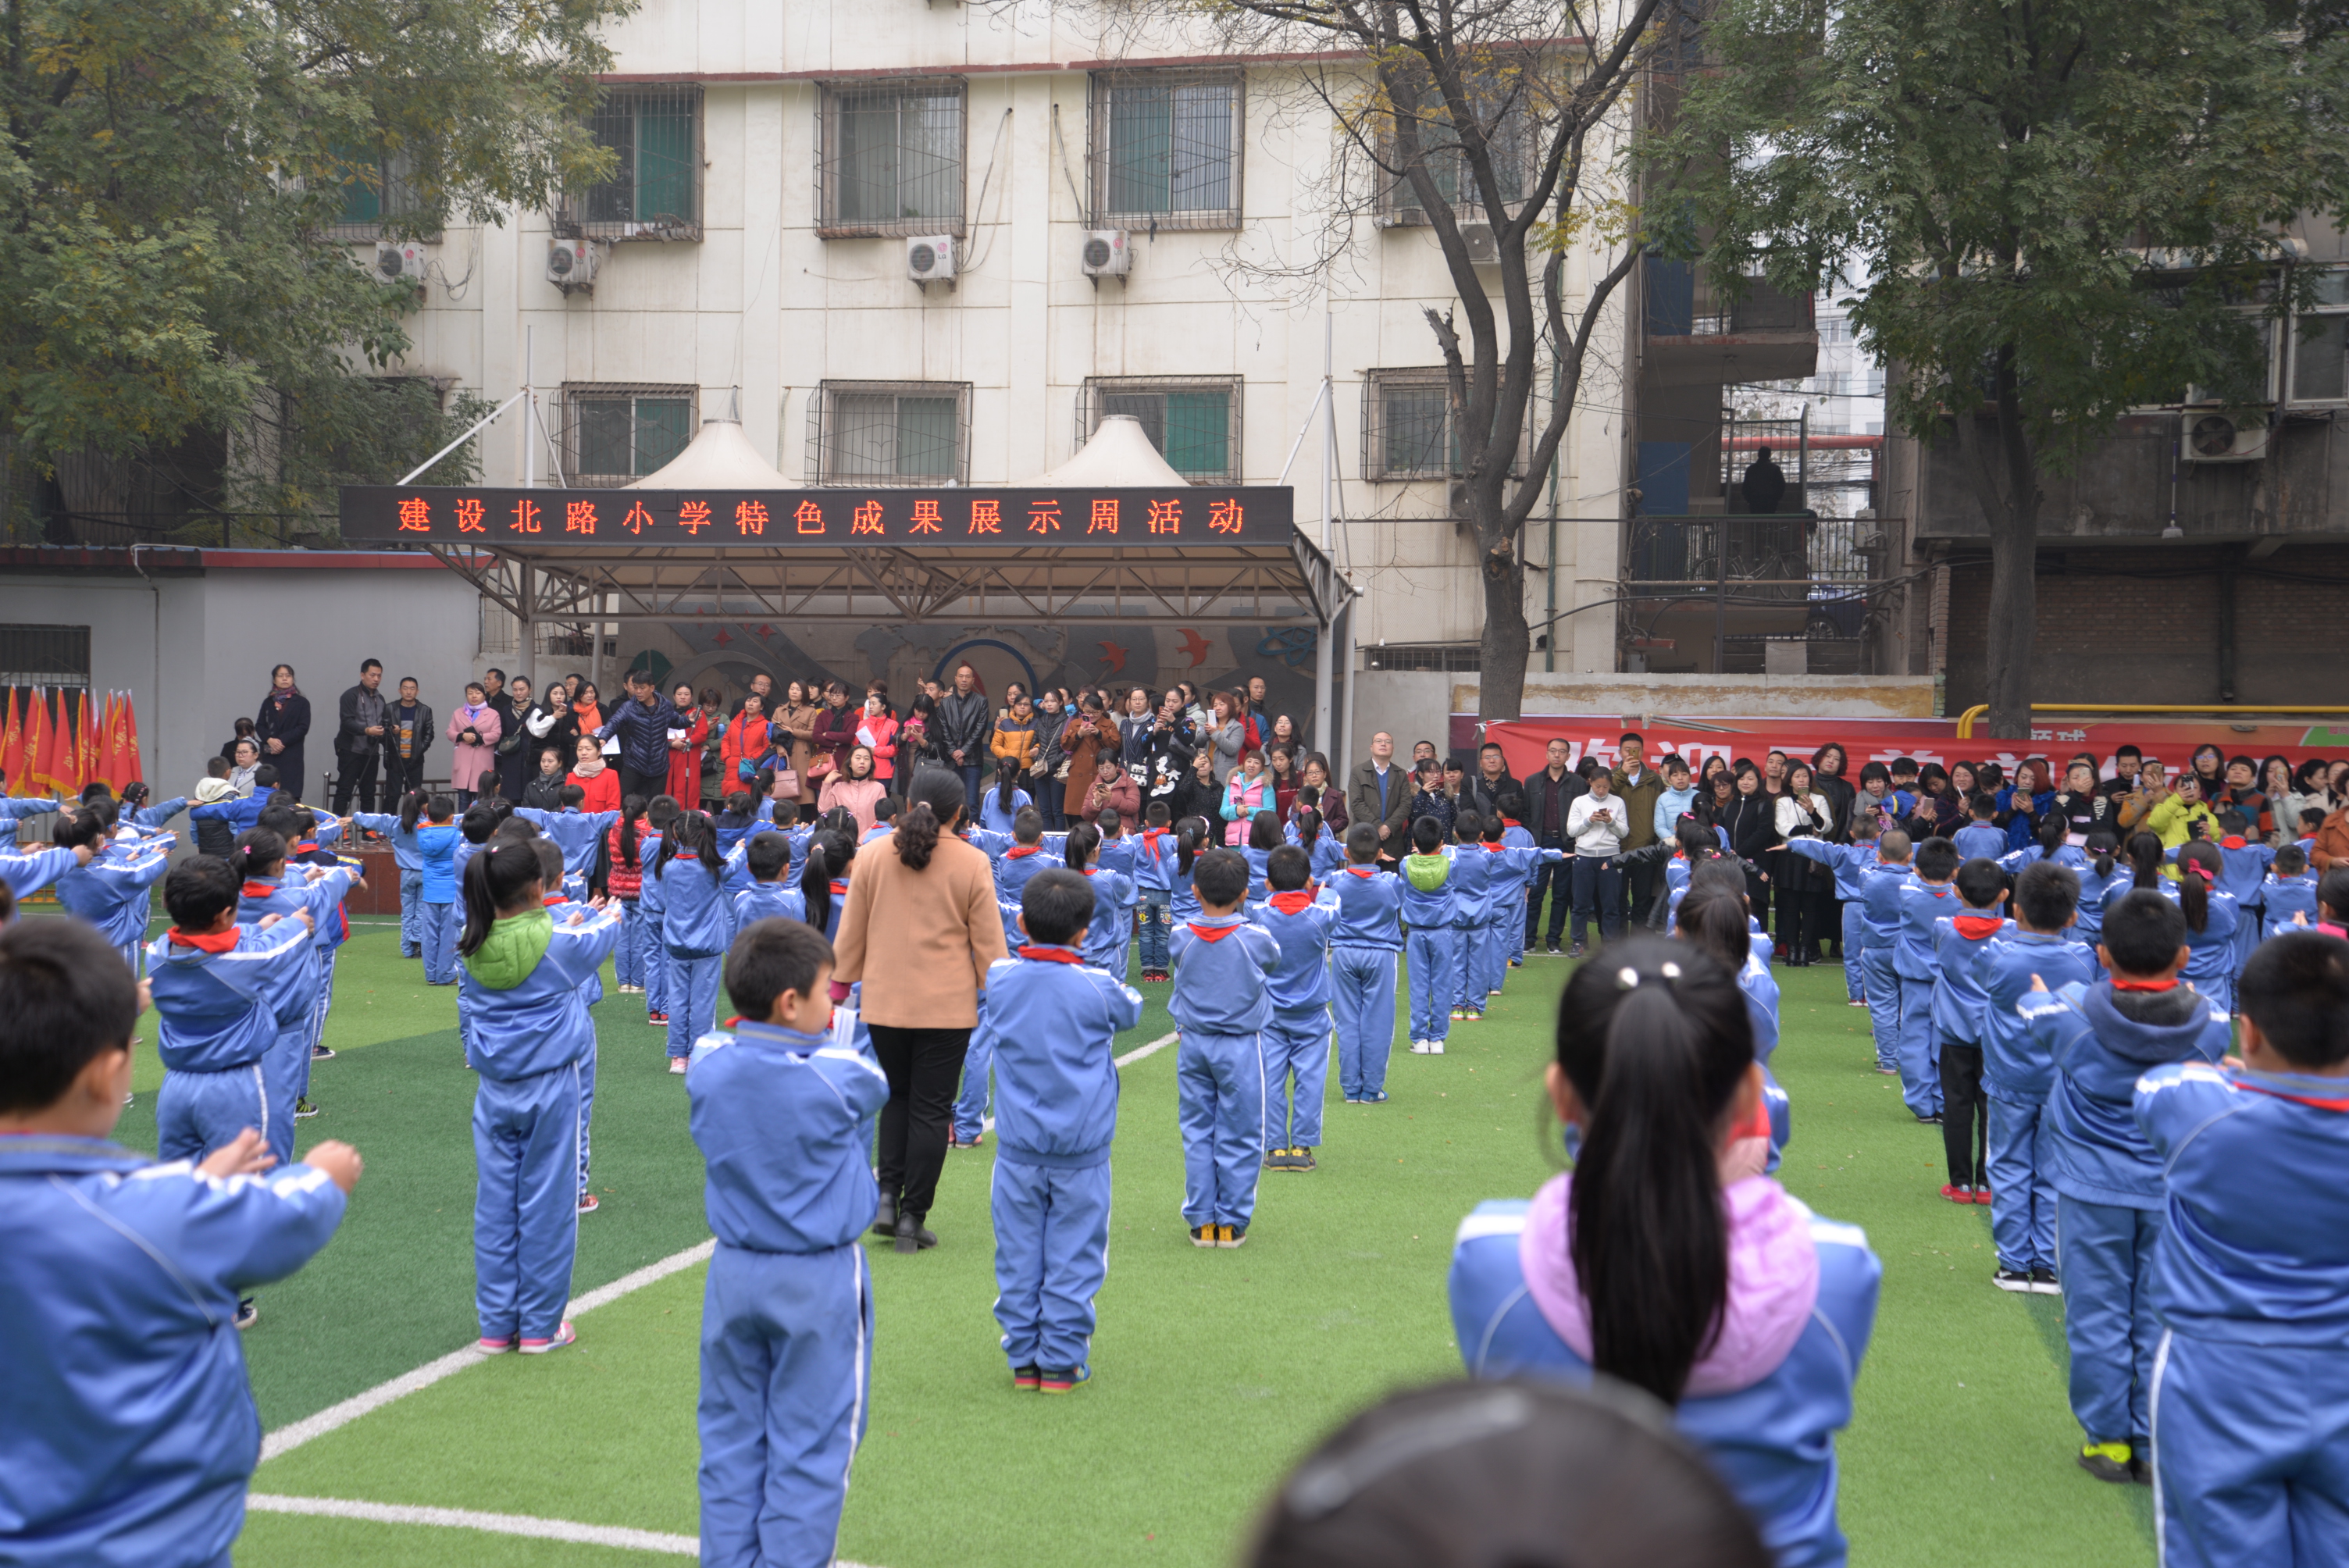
(323, 148, 430, 241)
(1363, 643, 1481, 672)
(809, 382, 971, 485)
(0, 625, 91, 689)
(1363, 368, 1529, 480)
(817, 80, 966, 238)
(560, 87, 702, 242)
(1089, 72, 1243, 230)
(561, 385, 697, 486)
(1377, 76, 1531, 226)
(1075, 377, 1242, 483)
(2290, 269, 2349, 403)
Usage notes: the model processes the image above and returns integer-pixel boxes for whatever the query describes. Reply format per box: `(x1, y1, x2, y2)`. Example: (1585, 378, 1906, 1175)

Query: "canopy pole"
(521, 326, 536, 490)
(1314, 312, 1335, 750)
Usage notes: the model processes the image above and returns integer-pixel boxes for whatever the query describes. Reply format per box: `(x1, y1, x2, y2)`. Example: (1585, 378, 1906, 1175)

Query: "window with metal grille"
(560, 87, 702, 242)
(1363, 643, 1481, 672)
(1075, 377, 1242, 483)
(1377, 73, 1534, 226)
(561, 385, 697, 486)
(323, 146, 431, 241)
(816, 80, 966, 238)
(1362, 369, 1527, 479)
(0, 625, 90, 687)
(2290, 267, 2349, 403)
(807, 382, 971, 486)
(1088, 72, 1243, 230)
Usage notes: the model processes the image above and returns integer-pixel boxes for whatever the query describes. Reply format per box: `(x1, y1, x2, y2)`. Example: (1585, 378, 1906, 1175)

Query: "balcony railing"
(1619, 511, 1880, 673)
(1643, 257, 1815, 337)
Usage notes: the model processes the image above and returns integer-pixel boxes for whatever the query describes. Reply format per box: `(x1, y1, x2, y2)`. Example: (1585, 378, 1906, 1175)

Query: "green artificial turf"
(107, 921, 2160, 1566)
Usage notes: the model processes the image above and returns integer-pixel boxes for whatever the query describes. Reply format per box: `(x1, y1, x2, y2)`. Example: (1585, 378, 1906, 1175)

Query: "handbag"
(775, 768, 801, 799)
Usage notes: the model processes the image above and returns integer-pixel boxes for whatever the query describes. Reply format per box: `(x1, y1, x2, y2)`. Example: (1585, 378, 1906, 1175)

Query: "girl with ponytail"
(348, 789, 430, 959)
(604, 794, 649, 994)
(2075, 829, 2124, 953)
(1171, 816, 1212, 925)
(228, 823, 358, 1131)
(798, 829, 857, 940)
(456, 836, 623, 1353)
(2169, 837, 2244, 1011)
(1449, 938, 1880, 1565)
(653, 811, 729, 1071)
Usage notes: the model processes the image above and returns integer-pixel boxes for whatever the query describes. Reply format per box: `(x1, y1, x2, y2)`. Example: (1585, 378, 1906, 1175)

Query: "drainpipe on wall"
(128, 543, 161, 782)
(1546, 339, 1561, 674)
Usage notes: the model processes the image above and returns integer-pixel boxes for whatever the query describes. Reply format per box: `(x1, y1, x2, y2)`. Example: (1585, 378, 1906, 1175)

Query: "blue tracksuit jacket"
(1931, 912, 2009, 1046)
(731, 879, 807, 930)
(1452, 1192, 1879, 1568)
(462, 907, 623, 1080)
(1787, 839, 1880, 903)
(0, 795, 58, 844)
(2261, 871, 2319, 937)
(1895, 878, 1961, 981)
(994, 844, 1054, 905)
(414, 822, 462, 903)
(1978, 932, 2098, 1103)
(1328, 864, 1405, 950)
(145, 919, 319, 1160)
(1399, 850, 1458, 932)
(187, 794, 266, 836)
(1445, 842, 1499, 933)
(348, 812, 423, 871)
(654, 853, 729, 957)
(2026, 981, 2231, 1209)
(982, 948, 1144, 1167)
(690, 1020, 889, 1250)
(1952, 821, 2009, 861)
(1171, 912, 1278, 1035)
(516, 807, 621, 886)
(234, 869, 354, 1024)
(55, 842, 169, 949)
(1076, 866, 1135, 973)
(0, 1138, 345, 1568)
(1134, 829, 1177, 892)
(0, 844, 79, 900)
(2153, 881, 2243, 1007)
(1249, 891, 1336, 1016)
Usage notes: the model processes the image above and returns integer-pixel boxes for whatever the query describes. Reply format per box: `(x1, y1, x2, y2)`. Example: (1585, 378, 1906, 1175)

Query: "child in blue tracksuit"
(281, 810, 358, 1068)
(0, 914, 356, 1568)
(730, 831, 807, 930)
(2019, 889, 2231, 1484)
(686, 918, 888, 1565)
(415, 798, 462, 985)
(517, 790, 622, 900)
(1326, 823, 1404, 1103)
(1134, 806, 1178, 982)
(232, 832, 356, 1146)
(350, 792, 430, 957)
(1445, 814, 1499, 1019)
(956, 816, 1051, 1149)
(2137, 932, 2349, 1565)
(1952, 796, 2008, 862)
(2164, 839, 2246, 1015)
(638, 797, 679, 1023)
(1399, 817, 1460, 1053)
(458, 839, 623, 1352)
(53, 803, 170, 973)
(1933, 857, 2012, 1201)
(1169, 847, 1281, 1247)
(1893, 836, 1962, 1121)
(1061, 822, 1135, 975)
(2074, 832, 2128, 954)
(0, 787, 59, 844)
(1249, 844, 1338, 1172)
(1788, 810, 1884, 1004)
(1477, 814, 1564, 996)
(529, 839, 608, 1210)
(1294, 809, 1348, 888)
(654, 811, 730, 1068)
(982, 869, 1144, 1391)
(1855, 830, 1915, 1069)
(1450, 940, 1879, 1568)
(0, 839, 83, 901)
(1979, 862, 2096, 1293)
(2260, 844, 2319, 939)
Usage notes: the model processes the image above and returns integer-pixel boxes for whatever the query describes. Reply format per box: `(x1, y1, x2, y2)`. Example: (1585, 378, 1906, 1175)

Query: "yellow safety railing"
(1954, 704, 2349, 739)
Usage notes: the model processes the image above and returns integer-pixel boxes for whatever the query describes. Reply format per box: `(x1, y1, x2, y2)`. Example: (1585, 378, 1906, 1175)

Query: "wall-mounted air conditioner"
(1082, 230, 1131, 282)
(907, 235, 956, 288)
(547, 238, 602, 295)
(2181, 409, 2270, 463)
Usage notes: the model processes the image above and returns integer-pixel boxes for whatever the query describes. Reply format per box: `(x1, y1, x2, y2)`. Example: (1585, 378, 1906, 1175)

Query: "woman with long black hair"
(255, 665, 311, 802)
(1448, 939, 1880, 1565)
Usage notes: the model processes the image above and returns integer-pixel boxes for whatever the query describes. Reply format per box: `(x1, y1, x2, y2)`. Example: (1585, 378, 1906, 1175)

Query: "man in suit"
(331, 660, 387, 814)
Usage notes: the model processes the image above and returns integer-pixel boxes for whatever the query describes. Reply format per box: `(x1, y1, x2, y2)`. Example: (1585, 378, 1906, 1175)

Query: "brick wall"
(1941, 543, 2349, 708)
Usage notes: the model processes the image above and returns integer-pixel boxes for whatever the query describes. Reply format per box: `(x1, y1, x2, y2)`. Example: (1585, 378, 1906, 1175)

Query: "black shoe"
(233, 1297, 259, 1331)
(1916, 1112, 1944, 1125)
(893, 1210, 937, 1253)
(1545, 942, 1562, 956)
(1994, 1267, 2034, 1293)
(872, 1196, 896, 1238)
(2029, 1267, 2062, 1295)
(310, 1044, 336, 1060)
(2129, 1438, 2153, 1485)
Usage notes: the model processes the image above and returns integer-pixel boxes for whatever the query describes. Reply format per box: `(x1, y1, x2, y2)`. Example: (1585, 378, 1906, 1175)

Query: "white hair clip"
(1616, 967, 1640, 989)
(1661, 961, 1682, 979)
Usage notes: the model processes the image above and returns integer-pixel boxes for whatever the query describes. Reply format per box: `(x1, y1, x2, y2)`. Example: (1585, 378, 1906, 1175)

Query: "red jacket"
(568, 765, 622, 814)
(666, 710, 708, 807)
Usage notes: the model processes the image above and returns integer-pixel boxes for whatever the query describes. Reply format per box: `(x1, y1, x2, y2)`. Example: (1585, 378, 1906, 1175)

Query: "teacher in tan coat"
(830, 764, 1010, 1252)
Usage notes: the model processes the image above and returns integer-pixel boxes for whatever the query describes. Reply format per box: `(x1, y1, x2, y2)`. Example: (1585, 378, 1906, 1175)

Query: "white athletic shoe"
(667, 1057, 688, 1076)
(1409, 1040, 1430, 1054)
(1425, 1041, 1445, 1055)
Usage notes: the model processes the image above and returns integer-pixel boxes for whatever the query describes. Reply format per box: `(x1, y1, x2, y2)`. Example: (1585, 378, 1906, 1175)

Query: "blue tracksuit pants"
(1453, 925, 1488, 1012)
(647, 939, 674, 1019)
(472, 1060, 583, 1343)
(306, 947, 340, 1060)
(698, 1240, 871, 1568)
(1137, 889, 1171, 972)
(1860, 947, 1900, 1070)
(1263, 1008, 1331, 1149)
(613, 899, 645, 988)
(2058, 1194, 2165, 1442)
(422, 901, 458, 985)
(1895, 971, 1941, 1117)
(668, 951, 722, 1060)
(990, 1154, 1112, 1370)
(1176, 1030, 1265, 1230)
(1406, 928, 1457, 1042)
(1840, 903, 1866, 1000)
(1481, 921, 1509, 997)
(576, 1039, 597, 1199)
(398, 869, 424, 956)
(2153, 1335, 2349, 1568)
(954, 1029, 993, 1142)
(156, 1062, 274, 1165)
(1985, 1095, 2058, 1271)
(1329, 946, 1399, 1099)
(261, 1016, 308, 1163)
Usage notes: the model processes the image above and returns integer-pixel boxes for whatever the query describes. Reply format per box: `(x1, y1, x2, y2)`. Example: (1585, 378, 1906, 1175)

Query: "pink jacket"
(446, 704, 502, 792)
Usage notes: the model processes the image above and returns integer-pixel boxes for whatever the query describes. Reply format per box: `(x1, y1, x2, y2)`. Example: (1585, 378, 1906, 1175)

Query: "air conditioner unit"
(547, 238, 601, 294)
(2181, 409, 2270, 463)
(1081, 230, 1131, 279)
(373, 242, 430, 285)
(906, 235, 956, 287)
(1459, 220, 1499, 265)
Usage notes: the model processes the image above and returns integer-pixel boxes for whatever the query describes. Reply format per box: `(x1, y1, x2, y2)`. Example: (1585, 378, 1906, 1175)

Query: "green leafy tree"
(0, 0, 629, 539)
(1671, 0, 2349, 735)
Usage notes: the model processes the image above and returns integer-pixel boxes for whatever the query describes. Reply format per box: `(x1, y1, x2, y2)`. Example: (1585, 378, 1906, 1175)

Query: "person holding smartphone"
(1562, 768, 1629, 956)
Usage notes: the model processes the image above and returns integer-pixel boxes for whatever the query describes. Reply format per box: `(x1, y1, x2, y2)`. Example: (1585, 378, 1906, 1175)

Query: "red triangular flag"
(121, 693, 142, 790)
(73, 688, 94, 795)
(26, 688, 55, 797)
(0, 688, 20, 798)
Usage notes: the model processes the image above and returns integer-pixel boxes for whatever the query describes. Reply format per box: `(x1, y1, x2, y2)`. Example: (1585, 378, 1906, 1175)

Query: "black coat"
(1522, 767, 1587, 847)
(337, 682, 390, 758)
(255, 691, 312, 799)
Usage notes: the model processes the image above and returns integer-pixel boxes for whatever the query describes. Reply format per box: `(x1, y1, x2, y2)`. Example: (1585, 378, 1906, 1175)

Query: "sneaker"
(648, 1012, 669, 1025)
(1917, 1112, 1944, 1124)
(1848, 998, 1870, 1008)
(1189, 1224, 1217, 1248)
(2030, 1267, 2062, 1295)
(1425, 1040, 1445, 1054)
(1292, 1148, 1317, 1171)
(1461, 1011, 1482, 1025)
(667, 1057, 688, 1075)
(1359, 1090, 1391, 1103)
(294, 1097, 319, 1119)
(477, 1334, 516, 1354)
(1994, 1267, 2034, 1293)
(2077, 1440, 2136, 1484)
(310, 1045, 336, 1060)
(1875, 1066, 1902, 1075)
(1408, 1040, 1430, 1054)
(1568, 943, 1587, 958)
(618, 984, 641, 994)
(1545, 943, 1563, 956)
(1973, 1186, 1994, 1205)
(1939, 1183, 1974, 1204)
(1217, 1225, 1248, 1249)
(1039, 1365, 1092, 1395)
(2128, 1439, 2154, 1485)
(1449, 1007, 1466, 1021)
(519, 1322, 577, 1355)
(234, 1298, 259, 1331)
(577, 1193, 601, 1215)
(1508, 957, 1524, 968)
(1013, 1364, 1042, 1392)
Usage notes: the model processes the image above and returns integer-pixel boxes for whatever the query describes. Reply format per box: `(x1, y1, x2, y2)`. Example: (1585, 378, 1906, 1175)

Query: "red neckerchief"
(241, 881, 276, 900)
(1080, 868, 1097, 877)
(2111, 977, 2180, 992)
(1481, 842, 1505, 853)
(1018, 944, 1083, 964)
(1346, 865, 1379, 878)
(829, 879, 849, 896)
(1953, 914, 2004, 940)
(293, 841, 319, 854)
(544, 895, 568, 907)
(2221, 836, 2246, 850)
(1142, 827, 1168, 852)
(2235, 1078, 2349, 1114)
(1006, 845, 1041, 859)
(169, 927, 241, 953)
(1502, 817, 1524, 829)
(1186, 921, 1238, 942)
(1268, 889, 1315, 915)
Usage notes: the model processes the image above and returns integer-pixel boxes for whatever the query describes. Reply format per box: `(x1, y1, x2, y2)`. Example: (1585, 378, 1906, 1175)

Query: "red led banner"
(340, 486, 1296, 547)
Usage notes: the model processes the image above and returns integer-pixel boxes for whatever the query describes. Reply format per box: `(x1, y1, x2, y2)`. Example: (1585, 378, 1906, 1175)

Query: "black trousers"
(620, 766, 666, 804)
(868, 1024, 972, 1223)
(1774, 881, 1813, 958)
(1526, 853, 1571, 944)
(1626, 856, 1661, 928)
(1940, 1042, 1988, 1186)
(330, 748, 379, 814)
(381, 751, 425, 804)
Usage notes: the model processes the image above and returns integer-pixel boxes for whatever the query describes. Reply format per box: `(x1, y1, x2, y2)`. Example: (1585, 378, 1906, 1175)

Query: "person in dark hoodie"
(2018, 890, 2231, 1486)
(592, 670, 683, 803)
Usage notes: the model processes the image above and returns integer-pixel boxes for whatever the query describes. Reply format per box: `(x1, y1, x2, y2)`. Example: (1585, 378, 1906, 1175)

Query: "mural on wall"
(629, 610, 1326, 744)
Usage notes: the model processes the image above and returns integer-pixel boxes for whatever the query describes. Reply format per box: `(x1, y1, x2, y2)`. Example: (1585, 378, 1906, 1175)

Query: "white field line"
(259, 1241, 716, 1463)
(245, 1495, 703, 1556)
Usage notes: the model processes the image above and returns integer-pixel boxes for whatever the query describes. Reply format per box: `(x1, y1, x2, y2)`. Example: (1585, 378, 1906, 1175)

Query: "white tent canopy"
(1017, 415, 1192, 489)
(626, 416, 793, 490)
